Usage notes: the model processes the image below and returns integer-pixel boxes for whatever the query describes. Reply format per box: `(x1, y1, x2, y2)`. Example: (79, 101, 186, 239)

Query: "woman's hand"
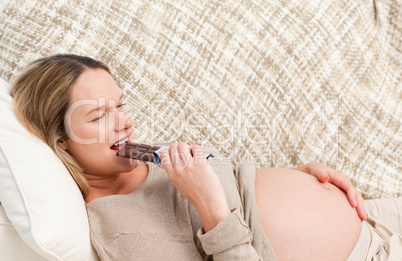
(160, 143, 231, 232)
(294, 162, 368, 220)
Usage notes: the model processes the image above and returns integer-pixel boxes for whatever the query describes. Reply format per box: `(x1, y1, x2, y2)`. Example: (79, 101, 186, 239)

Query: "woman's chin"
(117, 156, 141, 169)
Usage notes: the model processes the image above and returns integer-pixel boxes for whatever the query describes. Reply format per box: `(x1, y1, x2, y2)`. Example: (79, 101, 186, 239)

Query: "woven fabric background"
(0, 0, 400, 199)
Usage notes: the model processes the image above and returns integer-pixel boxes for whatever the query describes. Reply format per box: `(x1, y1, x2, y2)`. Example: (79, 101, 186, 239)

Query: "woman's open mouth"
(110, 137, 129, 151)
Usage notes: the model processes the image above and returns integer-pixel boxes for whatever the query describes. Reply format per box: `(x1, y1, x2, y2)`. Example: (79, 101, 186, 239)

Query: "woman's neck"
(84, 162, 149, 203)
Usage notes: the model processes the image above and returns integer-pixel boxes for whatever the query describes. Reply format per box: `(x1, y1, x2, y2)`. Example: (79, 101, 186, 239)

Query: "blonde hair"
(11, 54, 111, 197)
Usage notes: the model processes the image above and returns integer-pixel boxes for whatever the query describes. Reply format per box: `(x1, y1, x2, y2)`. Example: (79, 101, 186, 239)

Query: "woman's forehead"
(70, 69, 122, 101)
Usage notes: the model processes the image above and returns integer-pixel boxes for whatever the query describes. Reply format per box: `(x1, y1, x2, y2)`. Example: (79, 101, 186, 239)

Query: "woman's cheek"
(72, 123, 105, 145)
(94, 122, 109, 144)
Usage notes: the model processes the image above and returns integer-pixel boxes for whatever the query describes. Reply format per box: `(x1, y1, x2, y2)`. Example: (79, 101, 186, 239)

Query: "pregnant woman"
(12, 54, 401, 260)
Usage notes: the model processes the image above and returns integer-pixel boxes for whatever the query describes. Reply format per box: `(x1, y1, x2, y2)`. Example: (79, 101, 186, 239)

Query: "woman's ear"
(58, 139, 69, 150)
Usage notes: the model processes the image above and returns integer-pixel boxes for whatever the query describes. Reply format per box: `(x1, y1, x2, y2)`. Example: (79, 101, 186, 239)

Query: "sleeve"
(197, 208, 262, 260)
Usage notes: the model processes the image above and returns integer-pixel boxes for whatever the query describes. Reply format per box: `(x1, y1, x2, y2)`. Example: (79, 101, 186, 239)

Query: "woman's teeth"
(113, 137, 129, 146)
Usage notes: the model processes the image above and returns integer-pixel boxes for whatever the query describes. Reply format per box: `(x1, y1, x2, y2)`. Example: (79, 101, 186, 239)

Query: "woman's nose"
(114, 109, 133, 132)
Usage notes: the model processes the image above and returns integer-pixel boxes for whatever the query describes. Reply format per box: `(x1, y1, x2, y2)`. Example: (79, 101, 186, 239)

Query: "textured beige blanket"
(0, 0, 400, 198)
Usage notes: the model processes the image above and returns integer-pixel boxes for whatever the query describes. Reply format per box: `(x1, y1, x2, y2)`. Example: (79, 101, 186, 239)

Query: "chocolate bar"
(116, 142, 162, 163)
(116, 142, 213, 164)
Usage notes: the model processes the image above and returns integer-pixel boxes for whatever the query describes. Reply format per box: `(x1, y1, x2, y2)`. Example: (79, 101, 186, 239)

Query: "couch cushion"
(0, 1, 400, 200)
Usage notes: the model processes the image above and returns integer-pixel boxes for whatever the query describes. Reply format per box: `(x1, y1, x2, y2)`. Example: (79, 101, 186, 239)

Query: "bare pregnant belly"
(255, 168, 362, 261)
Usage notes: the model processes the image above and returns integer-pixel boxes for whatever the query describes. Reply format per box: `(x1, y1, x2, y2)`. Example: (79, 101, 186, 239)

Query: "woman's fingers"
(161, 143, 196, 176)
(345, 185, 358, 208)
(312, 164, 368, 220)
(169, 144, 183, 168)
(356, 196, 367, 220)
(347, 185, 367, 220)
(160, 149, 173, 175)
(177, 143, 193, 168)
(191, 144, 205, 163)
(317, 172, 330, 183)
(329, 170, 368, 220)
(326, 170, 352, 194)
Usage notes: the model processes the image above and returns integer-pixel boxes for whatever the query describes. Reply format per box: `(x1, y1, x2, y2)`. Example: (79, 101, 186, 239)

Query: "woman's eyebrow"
(85, 105, 105, 116)
(84, 94, 123, 116)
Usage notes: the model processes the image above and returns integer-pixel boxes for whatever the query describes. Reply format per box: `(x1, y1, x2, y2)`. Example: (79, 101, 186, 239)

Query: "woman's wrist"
(196, 204, 231, 232)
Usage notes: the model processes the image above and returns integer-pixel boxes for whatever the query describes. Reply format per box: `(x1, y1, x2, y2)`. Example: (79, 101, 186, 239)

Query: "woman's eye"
(92, 113, 105, 122)
(116, 103, 126, 109)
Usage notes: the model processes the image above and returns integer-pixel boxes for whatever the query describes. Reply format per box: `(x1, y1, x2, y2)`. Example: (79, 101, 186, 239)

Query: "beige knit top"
(86, 146, 276, 260)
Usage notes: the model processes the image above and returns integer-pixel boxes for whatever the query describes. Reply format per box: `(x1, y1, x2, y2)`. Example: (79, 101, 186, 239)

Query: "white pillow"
(0, 204, 46, 260)
(0, 78, 99, 261)
(0, 0, 10, 14)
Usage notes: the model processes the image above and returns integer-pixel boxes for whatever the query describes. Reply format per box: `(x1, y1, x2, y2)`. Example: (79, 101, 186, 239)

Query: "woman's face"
(61, 69, 139, 176)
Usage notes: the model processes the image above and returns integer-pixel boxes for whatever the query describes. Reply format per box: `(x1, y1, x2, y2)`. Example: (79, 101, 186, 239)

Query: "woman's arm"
(293, 162, 368, 220)
(160, 143, 262, 260)
(160, 143, 231, 231)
